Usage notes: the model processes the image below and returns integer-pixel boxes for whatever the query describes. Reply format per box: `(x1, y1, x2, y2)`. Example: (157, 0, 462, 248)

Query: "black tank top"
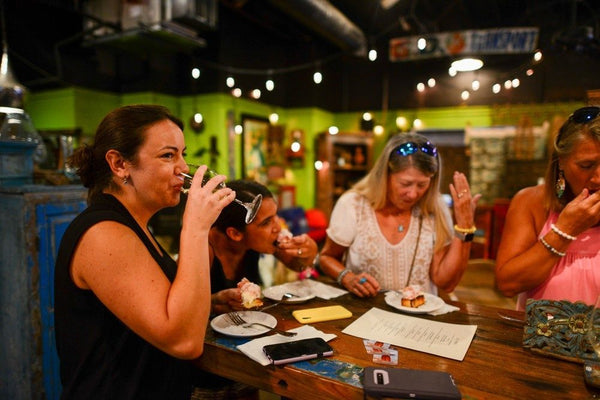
(54, 194, 192, 399)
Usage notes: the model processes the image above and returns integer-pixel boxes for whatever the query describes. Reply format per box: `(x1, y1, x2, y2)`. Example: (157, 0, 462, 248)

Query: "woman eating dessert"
(495, 106, 600, 310)
(319, 133, 480, 298)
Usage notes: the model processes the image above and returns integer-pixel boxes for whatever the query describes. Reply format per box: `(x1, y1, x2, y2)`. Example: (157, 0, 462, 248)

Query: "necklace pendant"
(398, 224, 404, 233)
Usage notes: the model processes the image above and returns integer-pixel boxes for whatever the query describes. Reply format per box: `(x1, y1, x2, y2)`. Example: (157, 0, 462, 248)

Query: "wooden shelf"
(314, 131, 374, 217)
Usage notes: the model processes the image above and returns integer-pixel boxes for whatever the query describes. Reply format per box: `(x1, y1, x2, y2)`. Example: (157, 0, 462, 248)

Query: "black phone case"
(263, 337, 333, 365)
(363, 367, 461, 400)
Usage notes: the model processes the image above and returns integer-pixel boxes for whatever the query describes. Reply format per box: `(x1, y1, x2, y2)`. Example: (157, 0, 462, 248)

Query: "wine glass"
(179, 164, 262, 224)
(585, 295, 600, 387)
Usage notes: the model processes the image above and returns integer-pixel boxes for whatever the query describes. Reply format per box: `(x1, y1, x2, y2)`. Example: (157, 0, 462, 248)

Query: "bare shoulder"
(507, 185, 547, 230)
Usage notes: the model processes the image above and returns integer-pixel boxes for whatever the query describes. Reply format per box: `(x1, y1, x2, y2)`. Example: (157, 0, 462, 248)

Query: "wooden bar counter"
(194, 290, 598, 399)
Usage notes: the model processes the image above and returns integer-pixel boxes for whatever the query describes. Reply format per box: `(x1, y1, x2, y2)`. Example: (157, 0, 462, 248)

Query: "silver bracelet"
(336, 268, 351, 285)
(539, 236, 566, 257)
(550, 223, 577, 241)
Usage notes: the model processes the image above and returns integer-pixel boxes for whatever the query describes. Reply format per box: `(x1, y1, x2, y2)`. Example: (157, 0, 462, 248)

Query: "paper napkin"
(236, 325, 337, 366)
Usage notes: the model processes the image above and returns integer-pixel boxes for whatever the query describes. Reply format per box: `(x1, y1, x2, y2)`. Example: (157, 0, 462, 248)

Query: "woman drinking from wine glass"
(496, 106, 600, 310)
(320, 133, 480, 297)
(54, 104, 235, 399)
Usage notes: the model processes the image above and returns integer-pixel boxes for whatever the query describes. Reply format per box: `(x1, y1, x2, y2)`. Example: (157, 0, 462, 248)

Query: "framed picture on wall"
(241, 114, 270, 183)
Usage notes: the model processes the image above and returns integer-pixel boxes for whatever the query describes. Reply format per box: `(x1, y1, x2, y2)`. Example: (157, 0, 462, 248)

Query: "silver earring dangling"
(123, 176, 128, 185)
(555, 170, 565, 198)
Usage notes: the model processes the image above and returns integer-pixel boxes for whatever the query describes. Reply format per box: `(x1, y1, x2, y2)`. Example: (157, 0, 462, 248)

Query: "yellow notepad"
(292, 305, 353, 324)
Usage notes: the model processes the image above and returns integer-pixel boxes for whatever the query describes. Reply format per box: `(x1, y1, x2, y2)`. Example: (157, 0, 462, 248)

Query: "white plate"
(384, 291, 445, 314)
(210, 311, 277, 337)
(263, 281, 316, 303)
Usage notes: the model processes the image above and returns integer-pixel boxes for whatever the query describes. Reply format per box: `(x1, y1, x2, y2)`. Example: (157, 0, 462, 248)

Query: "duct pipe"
(267, 0, 367, 56)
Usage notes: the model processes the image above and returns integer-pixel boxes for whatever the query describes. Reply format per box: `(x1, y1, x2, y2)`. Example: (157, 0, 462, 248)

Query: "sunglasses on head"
(394, 141, 437, 157)
(570, 106, 600, 124)
(556, 106, 600, 145)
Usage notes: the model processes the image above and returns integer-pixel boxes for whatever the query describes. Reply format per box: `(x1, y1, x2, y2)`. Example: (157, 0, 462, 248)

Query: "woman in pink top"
(496, 106, 600, 310)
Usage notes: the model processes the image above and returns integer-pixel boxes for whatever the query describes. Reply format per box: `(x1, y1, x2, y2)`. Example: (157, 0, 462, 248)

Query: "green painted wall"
(25, 87, 586, 209)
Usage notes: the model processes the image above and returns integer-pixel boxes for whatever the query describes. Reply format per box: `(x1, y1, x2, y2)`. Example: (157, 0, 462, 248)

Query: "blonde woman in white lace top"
(320, 133, 480, 297)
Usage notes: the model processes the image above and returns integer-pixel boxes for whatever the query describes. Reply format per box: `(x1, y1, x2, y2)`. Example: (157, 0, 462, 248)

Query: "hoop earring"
(555, 170, 565, 198)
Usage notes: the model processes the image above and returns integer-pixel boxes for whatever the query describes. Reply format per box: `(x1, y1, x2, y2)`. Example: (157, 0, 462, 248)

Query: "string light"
(427, 78, 436, 87)
(396, 116, 408, 130)
(269, 112, 279, 124)
(313, 71, 323, 84)
(417, 82, 425, 92)
(232, 88, 242, 97)
(368, 49, 377, 61)
(191, 68, 201, 79)
(251, 88, 261, 99)
(328, 126, 339, 135)
(265, 79, 275, 91)
(234, 124, 243, 135)
(461, 90, 470, 100)
(226, 76, 235, 88)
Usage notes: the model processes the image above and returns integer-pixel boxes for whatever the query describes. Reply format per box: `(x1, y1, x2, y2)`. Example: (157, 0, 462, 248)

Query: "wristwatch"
(455, 230, 474, 242)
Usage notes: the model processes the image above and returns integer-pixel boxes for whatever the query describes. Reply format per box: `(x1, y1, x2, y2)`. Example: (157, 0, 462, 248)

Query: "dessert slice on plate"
(400, 285, 425, 308)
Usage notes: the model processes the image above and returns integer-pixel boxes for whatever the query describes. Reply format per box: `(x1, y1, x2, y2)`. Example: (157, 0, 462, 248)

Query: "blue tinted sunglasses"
(394, 141, 437, 157)
(570, 106, 600, 123)
(556, 106, 600, 145)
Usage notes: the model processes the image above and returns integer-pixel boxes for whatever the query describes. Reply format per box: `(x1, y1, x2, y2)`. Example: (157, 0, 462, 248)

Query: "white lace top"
(326, 191, 449, 294)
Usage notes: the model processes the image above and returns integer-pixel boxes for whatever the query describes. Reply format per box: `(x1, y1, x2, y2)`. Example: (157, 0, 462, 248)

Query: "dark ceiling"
(4, 0, 600, 112)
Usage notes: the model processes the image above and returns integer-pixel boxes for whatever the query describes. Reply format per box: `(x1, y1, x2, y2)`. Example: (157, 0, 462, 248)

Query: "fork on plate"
(227, 312, 297, 337)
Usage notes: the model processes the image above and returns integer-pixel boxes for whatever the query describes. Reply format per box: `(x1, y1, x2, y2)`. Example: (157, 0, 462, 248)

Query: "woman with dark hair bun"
(208, 179, 317, 314)
(54, 104, 235, 399)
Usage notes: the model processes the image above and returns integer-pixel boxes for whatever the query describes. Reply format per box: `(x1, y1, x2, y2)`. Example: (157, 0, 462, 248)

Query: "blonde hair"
(351, 133, 452, 252)
(545, 109, 600, 212)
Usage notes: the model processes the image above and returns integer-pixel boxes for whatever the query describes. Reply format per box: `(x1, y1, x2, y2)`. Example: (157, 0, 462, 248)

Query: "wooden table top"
(194, 288, 598, 400)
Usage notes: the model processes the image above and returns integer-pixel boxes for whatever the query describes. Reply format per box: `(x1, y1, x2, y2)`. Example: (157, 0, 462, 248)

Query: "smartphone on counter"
(263, 337, 333, 365)
(363, 367, 461, 400)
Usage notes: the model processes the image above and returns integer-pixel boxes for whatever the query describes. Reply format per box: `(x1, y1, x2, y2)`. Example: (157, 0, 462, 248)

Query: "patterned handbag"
(523, 298, 596, 363)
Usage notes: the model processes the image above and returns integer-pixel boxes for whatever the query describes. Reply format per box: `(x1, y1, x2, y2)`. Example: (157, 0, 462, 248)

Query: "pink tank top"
(516, 212, 600, 310)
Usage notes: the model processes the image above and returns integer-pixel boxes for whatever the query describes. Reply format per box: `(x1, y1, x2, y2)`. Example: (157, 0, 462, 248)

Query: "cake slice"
(401, 285, 425, 308)
(237, 277, 263, 309)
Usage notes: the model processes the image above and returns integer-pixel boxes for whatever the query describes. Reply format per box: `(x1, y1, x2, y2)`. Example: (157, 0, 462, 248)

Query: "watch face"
(455, 231, 474, 242)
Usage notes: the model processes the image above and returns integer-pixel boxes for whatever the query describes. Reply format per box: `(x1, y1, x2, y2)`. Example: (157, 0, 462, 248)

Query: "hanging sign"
(389, 27, 539, 62)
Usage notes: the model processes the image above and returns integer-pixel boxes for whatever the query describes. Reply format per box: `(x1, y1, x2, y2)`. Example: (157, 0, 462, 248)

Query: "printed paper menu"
(342, 307, 477, 361)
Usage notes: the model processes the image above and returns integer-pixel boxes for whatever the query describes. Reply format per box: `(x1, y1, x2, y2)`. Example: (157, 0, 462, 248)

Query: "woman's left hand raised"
(449, 171, 481, 227)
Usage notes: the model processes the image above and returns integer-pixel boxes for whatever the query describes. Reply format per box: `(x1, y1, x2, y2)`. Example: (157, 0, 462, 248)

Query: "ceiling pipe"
(266, 0, 367, 56)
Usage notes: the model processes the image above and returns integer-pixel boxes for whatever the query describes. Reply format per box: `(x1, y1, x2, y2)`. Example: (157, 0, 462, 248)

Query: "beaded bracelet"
(539, 236, 566, 257)
(550, 223, 577, 241)
(336, 268, 351, 285)
(454, 224, 477, 234)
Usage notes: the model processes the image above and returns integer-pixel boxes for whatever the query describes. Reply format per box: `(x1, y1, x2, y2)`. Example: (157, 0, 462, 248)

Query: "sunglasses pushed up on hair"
(394, 141, 438, 157)
(556, 106, 600, 145)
